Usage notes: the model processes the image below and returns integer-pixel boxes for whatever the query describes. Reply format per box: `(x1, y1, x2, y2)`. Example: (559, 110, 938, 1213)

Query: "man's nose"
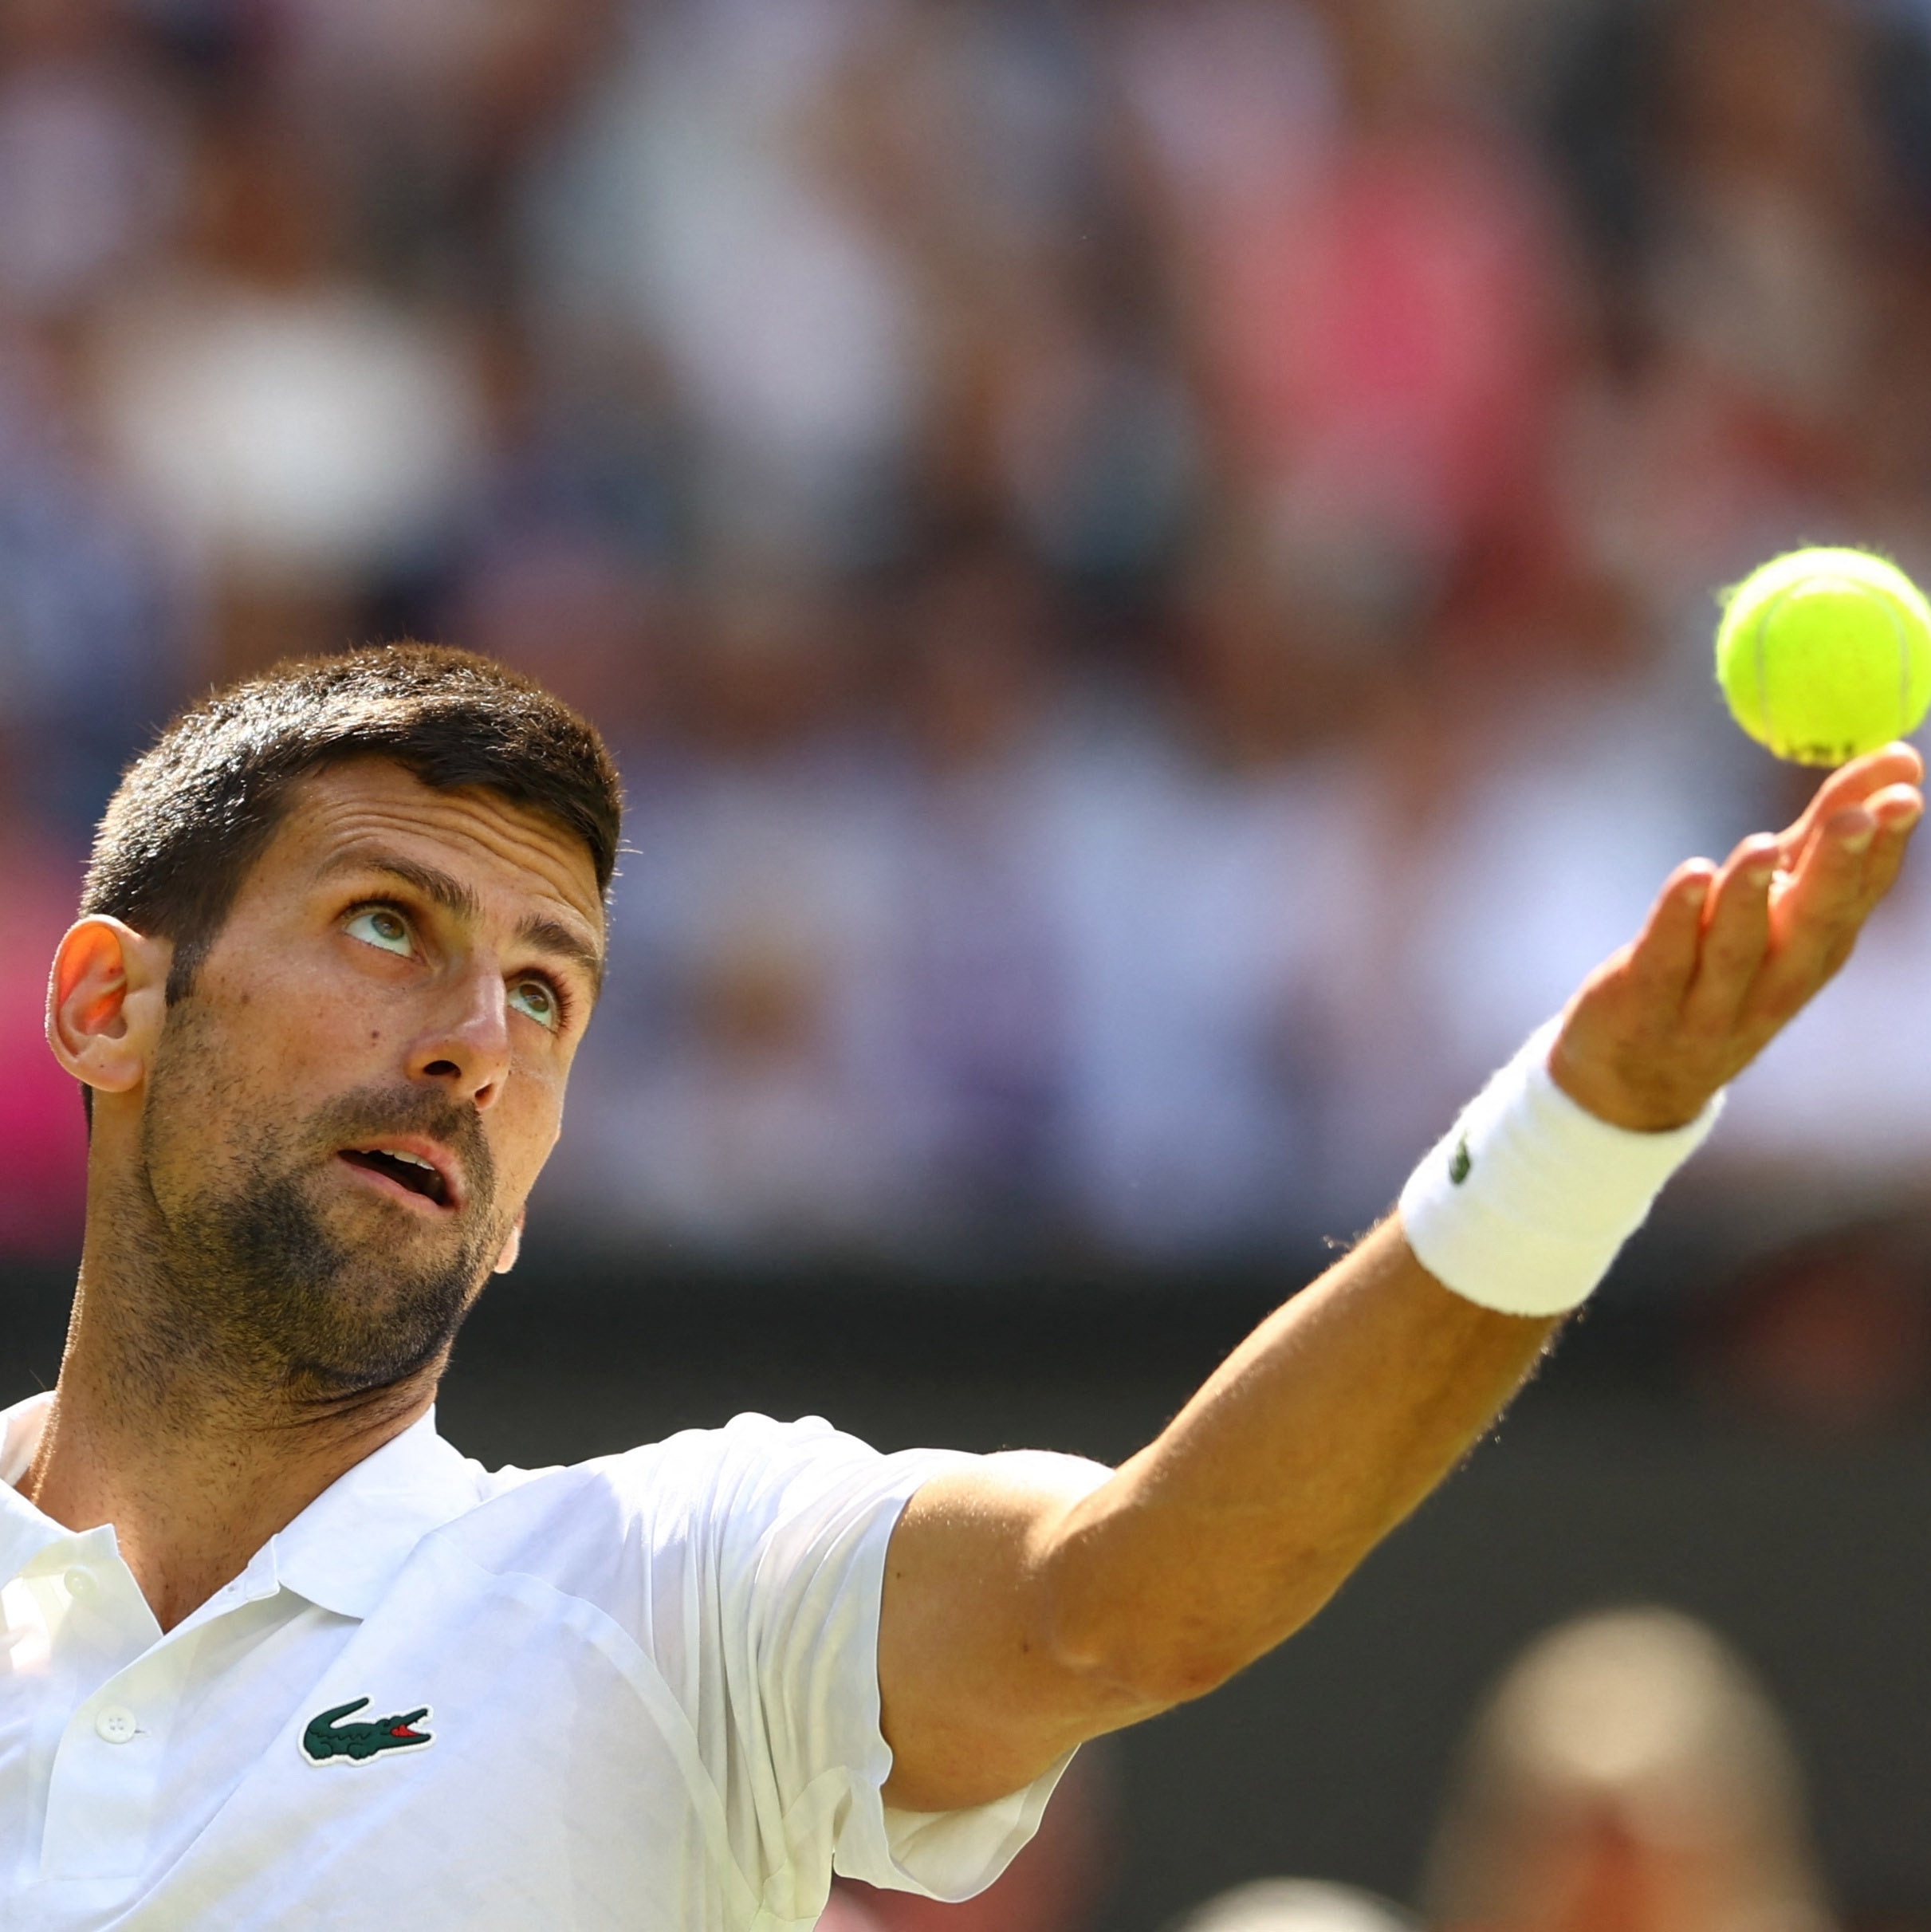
(408, 966, 511, 1108)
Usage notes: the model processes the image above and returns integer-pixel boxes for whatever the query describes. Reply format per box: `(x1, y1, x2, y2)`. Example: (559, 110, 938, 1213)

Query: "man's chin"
(266, 1241, 494, 1399)
(317, 1218, 497, 1316)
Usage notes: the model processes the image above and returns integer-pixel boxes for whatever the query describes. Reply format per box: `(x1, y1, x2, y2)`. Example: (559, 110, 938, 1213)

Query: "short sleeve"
(615, 1415, 1075, 1918)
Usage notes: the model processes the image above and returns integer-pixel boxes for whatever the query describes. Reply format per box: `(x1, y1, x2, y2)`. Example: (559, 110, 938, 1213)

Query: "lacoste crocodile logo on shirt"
(301, 1698, 435, 1765)
(1449, 1137, 1473, 1185)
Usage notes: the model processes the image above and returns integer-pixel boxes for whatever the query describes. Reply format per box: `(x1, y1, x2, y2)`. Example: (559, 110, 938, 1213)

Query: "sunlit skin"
(13, 738, 1924, 1820)
(27, 757, 605, 1633)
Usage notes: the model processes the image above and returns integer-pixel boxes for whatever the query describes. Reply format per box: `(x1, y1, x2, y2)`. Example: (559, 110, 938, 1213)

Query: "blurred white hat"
(1170, 1878, 1417, 1932)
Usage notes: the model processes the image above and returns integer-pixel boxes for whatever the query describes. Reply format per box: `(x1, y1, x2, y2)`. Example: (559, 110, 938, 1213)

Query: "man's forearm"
(1039, 1220, 1555, 1707)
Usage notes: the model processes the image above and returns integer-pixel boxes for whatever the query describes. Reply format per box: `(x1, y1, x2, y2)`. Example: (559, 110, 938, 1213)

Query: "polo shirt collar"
(0, 1391, 482, 1623)
(0, 1392, 66, 1588)
(269, 1408, 483, 1621)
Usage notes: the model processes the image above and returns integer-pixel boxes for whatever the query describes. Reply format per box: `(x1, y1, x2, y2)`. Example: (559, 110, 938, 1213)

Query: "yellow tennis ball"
(1715, 547, 1931, 766)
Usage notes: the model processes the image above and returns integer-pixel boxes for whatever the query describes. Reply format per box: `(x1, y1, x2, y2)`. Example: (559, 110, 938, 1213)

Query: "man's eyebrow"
(317, 851, 481, 921)
(318, 850, 605, 994)
(515, 915, 605, 997)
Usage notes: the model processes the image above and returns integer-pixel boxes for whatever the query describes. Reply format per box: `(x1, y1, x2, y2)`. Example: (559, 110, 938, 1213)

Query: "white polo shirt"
(0, 1394, 1068, 1930)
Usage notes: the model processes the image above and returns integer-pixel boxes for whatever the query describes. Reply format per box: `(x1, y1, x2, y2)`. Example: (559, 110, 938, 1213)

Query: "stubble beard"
(122, 1003, 509, 1419)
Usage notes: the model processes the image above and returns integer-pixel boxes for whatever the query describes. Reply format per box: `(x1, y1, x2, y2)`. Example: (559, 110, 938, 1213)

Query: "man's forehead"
(283, 761, 606, 936)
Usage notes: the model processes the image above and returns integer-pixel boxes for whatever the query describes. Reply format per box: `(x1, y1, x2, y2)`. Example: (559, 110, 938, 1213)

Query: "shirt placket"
(30, 1529, 281, 1886)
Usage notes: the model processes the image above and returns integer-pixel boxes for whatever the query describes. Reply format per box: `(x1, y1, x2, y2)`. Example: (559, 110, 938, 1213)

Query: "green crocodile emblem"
(301, 1697, 434, 1765)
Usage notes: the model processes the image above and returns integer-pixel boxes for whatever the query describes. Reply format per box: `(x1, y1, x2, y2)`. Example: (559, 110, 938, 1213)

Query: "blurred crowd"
(10, 0, 1931, 1269)
(818, 1600, 1915, 1932)
(817, 1605, 1921, 1932)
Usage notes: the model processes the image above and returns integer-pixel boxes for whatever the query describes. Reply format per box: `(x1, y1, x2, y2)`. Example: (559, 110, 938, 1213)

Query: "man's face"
(129, 757, 605, 1399)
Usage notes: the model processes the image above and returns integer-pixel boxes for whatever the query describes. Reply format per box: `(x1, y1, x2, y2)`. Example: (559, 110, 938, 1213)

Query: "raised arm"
(877, 744, 1925, 1812)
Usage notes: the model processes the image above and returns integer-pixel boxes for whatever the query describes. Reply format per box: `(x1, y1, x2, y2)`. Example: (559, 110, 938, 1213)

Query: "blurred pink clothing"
(1201, 121, 1564, 559)
(0, 834, 85, 1257)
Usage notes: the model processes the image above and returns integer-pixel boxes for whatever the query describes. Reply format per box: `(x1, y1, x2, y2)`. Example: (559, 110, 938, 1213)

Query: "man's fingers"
(1621, 860, 1716, 1009)
(1867, 779, 1927, 837)
(1559, 757, 1921, 1131)
(1749, 781, 1925, 1021)
(1754, 805, 1876, 1008)
(1778, 781, 1922, 938)
(1682, 833, 1779, 1028)
(1776, 743, 1926, 869)
(1859, 781, 1925, 903)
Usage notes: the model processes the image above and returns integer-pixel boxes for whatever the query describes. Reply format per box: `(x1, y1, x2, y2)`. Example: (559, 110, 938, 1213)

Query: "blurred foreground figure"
(1174, 1878, 1416, 1932)
(1423, 1609, 1832, 1932)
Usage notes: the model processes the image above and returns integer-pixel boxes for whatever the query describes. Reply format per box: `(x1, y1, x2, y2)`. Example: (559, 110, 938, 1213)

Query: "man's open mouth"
(338, 1147, 453, 1209)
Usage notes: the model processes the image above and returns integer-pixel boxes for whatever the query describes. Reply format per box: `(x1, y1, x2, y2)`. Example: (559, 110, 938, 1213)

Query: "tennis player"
(2, 646, 1917, 1927)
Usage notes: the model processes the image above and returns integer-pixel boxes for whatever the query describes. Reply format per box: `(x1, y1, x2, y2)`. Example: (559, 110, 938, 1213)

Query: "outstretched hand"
(1550, 744, 1925, 1131)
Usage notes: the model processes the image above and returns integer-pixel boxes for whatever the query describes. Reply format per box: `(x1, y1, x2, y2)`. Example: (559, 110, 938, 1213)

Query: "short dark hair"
(83, 643, 623, 1002)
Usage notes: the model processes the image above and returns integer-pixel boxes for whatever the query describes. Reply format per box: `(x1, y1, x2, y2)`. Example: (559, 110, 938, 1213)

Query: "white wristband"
(1397, 1020, 1725, 1318)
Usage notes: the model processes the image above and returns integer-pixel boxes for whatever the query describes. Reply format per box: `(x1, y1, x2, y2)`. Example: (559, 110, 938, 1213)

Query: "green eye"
(346, 907, 413, 956)
(509, 978, 559, 1029)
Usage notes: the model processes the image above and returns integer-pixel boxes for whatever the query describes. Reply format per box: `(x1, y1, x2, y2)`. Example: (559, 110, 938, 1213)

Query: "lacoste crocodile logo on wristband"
(1449, 1137, 1473, 1185)
(301, 1698, 434, 1765)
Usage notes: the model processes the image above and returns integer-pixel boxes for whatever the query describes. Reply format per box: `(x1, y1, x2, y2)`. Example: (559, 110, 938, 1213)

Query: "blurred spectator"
(1168, 1879, 1415, 1932)
(880, 539, 1075, 1252)
(1045, 689, 1342, 1258)
(1698, 1221, 1931, 1433)
(1547, 0, 1931, 610)
(1422, 1608, 1834, 1932)
(267, 0, 612, 295)
(90, 109, 485, 675)
(522, 0, 930, 571)
(1113, 0, 1577, 663)
(0, 0, 187, 323)
(0, 325, 187, 836)
(537, 572, 910, 1254)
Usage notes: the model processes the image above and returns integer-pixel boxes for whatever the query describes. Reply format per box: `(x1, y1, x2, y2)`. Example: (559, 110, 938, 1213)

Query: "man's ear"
(492, 1210, 527, 1276)
(46, 918, 174, 1100)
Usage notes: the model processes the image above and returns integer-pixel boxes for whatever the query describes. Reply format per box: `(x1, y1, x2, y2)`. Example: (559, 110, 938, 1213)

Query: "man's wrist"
(1398, 1020, 1726, 1319)
(1545, 1026, 1722, 1135)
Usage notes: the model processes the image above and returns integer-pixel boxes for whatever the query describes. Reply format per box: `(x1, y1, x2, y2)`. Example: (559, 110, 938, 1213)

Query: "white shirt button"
(96, 1706, 137, 1745)
(63, 1568, 96, 1600)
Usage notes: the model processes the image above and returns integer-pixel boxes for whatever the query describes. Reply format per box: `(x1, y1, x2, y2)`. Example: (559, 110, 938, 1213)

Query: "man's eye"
(345, 907, 413, 956)
(509, 978, 559, 1029)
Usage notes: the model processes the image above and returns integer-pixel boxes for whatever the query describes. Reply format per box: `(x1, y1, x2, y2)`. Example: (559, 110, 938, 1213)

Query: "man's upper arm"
(877, 1449, 1130, 1813)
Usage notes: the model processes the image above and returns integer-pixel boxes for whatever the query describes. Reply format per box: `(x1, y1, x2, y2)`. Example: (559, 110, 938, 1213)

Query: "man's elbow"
(1040, 1552, 1356, 1717)
(1044, 1604, 1283, 1718)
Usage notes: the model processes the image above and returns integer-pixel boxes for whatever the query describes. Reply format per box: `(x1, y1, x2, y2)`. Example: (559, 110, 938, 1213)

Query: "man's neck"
(20, 1257, 439, 1634)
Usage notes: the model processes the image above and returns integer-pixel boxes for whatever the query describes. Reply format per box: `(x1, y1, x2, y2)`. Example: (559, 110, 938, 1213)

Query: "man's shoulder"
(441, 1411, 965, 1588)
(402, 1413, 924, 1632)
(475, 1411, 850, 1501)
(450, 1412, 863, 1548)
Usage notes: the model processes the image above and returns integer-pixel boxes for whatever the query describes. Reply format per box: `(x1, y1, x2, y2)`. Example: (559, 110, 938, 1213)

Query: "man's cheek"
(275, 991, 379, 1074)
(497, 1112, 560, 1198)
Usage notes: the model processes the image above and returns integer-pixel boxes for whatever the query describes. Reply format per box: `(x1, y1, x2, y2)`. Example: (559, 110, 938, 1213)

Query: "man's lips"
(335, 1139, 462, 1214)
